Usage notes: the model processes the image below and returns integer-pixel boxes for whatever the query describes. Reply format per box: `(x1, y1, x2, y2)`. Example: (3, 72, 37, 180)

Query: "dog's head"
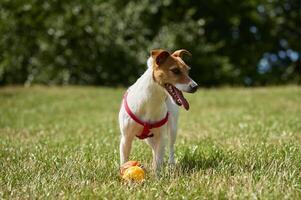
(151, 49, 198, 110)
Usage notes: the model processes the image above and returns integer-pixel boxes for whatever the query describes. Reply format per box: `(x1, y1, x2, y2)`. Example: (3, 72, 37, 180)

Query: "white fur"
(175, 79, 197, 92)
(119, 57, 179, 172)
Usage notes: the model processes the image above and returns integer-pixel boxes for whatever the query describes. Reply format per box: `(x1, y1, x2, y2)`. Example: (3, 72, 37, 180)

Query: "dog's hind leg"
(166, 97, 179, 165)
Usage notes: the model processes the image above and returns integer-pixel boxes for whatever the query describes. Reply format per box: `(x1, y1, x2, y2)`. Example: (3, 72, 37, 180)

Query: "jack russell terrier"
(119, 49, 198, 172)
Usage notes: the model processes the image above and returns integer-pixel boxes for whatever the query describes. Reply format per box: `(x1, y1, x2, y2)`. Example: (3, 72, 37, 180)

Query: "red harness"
(123, 92, 169, 139)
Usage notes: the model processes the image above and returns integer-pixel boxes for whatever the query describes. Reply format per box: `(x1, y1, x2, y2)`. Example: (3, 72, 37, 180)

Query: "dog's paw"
(168, 159, 176, 166)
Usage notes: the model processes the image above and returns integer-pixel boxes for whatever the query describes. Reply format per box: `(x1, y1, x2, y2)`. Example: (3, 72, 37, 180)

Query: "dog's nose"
(189, 81, 198, 93)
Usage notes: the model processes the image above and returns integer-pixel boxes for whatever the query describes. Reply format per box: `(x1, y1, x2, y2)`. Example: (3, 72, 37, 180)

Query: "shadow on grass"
(0, 92, 17, 98)
(175, 144, 230, 175)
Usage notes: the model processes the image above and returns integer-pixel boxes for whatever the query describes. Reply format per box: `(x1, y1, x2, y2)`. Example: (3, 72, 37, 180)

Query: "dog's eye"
(171, 68, 181, 75)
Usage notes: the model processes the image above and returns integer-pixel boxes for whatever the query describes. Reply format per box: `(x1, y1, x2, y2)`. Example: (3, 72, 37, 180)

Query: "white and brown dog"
(119, 49, 198, 172)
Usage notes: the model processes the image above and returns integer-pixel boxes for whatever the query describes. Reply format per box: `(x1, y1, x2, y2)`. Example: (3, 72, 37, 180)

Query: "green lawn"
(0, 86, 300, 199)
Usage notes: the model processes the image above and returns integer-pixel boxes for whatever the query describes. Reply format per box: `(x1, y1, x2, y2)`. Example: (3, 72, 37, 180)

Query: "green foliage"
(0, 86, 301, 198)
(0, 0, 300, 86)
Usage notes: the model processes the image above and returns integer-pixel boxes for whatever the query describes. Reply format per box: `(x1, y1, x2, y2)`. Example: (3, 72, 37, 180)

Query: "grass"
(0, 85, 300, 199)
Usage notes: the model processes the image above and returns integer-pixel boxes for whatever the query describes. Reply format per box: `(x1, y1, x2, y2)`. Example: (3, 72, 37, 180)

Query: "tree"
(0, 0, 300, 86)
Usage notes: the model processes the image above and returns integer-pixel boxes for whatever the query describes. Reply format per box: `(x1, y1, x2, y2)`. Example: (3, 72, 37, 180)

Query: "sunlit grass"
(0, 86, 300, 199)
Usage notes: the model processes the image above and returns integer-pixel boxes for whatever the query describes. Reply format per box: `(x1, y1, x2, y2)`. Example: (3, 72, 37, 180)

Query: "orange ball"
(120, 161, 145, 182)
(122, 166, 145, 182)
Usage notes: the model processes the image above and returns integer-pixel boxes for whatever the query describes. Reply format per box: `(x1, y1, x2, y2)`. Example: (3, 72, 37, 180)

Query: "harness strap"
(123, 92, 169, 139)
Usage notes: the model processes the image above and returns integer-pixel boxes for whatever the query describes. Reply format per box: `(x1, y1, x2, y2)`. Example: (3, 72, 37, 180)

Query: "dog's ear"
(172, 49, 192, 58)
(151, 49, 170, 66)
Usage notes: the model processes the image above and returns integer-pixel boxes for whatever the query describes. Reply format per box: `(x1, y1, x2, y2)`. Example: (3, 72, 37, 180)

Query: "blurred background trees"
(0, 0, 300, 87)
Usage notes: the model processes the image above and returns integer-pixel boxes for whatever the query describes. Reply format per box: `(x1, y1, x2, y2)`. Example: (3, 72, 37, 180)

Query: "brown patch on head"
(151, 49, 192, 86)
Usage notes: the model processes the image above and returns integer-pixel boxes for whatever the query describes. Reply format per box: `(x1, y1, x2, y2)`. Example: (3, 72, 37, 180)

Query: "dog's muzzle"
(188, 81, 198, 93)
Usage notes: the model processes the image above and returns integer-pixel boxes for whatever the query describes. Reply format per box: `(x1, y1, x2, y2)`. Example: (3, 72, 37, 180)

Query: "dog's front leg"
(154, 134, 165, 172)
(147, 130, 165, 173)
(119, 133, 134, 165)
(168, 122, 177, 165)
(166, 98, 179, 165)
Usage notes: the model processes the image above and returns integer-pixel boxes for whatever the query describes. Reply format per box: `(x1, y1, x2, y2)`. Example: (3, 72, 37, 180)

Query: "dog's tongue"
(175, 89, 189, 110)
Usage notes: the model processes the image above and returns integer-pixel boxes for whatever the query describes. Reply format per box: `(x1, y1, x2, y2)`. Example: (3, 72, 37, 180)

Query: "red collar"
(123, 92, 169, 139)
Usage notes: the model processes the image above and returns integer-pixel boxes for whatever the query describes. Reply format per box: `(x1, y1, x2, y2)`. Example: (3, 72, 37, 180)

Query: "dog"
(119, 49, 198, 172)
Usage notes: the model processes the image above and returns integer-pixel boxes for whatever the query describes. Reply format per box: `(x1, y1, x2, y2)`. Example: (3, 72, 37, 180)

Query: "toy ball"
(122, 166, 145, 182)
(120, 161, 145, 182)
